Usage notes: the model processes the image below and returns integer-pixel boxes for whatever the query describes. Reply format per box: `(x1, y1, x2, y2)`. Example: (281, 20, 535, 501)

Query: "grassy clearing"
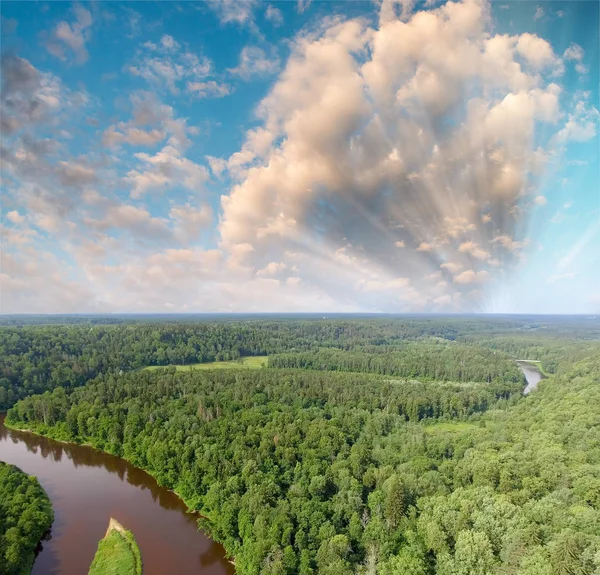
(88, 519, 142, 575)
(423, 421, 478, 434)
(144, 355, 268, 371)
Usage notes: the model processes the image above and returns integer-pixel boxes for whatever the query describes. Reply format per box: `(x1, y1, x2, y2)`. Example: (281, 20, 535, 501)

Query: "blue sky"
(1, 0, 599, 313)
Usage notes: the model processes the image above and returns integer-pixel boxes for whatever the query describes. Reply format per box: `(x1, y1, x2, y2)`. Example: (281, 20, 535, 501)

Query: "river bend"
(0, 414, 234, 575)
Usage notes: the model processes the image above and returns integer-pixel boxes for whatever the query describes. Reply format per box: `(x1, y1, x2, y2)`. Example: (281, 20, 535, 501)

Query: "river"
(0, 414, 235, 575)
(517, 361, 544, 394)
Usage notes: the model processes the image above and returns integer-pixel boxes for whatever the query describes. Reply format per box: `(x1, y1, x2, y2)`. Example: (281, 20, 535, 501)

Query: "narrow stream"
(0, 414, 235, 575)
(517, 361, 545, 394)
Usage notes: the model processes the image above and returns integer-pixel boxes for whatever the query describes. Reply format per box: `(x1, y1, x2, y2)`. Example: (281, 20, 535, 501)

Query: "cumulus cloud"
(102, 91, 197, 152)
(169, 203, 213, 243)
(454, 269, 489, 284)
(102, 125, 165, 148)
(297, 0, 313, 14)
(55, 160, 96, 187)
(127, 145, 209, 198)
(187, 80, 231, 98)
(3, 0, 598, 313)
(45, 4, 93, 64)
(265, 5, 284, 26)
(6, 211, 25, 224)
(458, 241, 491, 261)
(0, 55, 75, 134)
(228, 46, 280, 80)
(84, 203, 172, 241)
(128, 35, 212, 94)
(206, 0, 258, 26)
(563, 43, 587, 73)
(552, 99, 599, 144)
(216, 0, 585, 312)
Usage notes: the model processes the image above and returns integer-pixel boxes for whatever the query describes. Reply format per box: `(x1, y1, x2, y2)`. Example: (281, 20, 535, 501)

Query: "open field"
(144, 355, 268, 371)
(423, 421, 478, 433)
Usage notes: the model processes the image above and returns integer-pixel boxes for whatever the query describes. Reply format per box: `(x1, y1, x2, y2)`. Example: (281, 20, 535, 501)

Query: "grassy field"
(144, 355, 268, 371)
(422, 421, 477, 434)
(88, 519, 142, 575)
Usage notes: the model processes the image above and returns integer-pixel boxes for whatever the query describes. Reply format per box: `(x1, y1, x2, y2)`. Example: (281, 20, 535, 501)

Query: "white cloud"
(170, 203, 213, 243)
(187, 80, 231, 98)
(458, 241, 491, 261)
(206, 0, 258, 26)
(297, 0, 312, 13)
(102, 125, 165, 148)
(563, 43, 587, 74)
(257, 261, 287, 277)
(564, 43, 584, 62)
(416, 242, 434, 252)
(55, 161, 96, 187)
(6, 211, 25, 224)
(441, 262, 463, 275)
(491, 235, 528, 253)
(265, 5, 283, 26)
(228, 46, 280, 80)
(533, 7, 544, 21)
(454, 270, 489, 284)
(534, 195, 547, 206)
(45, 4, 93, 64)
(516, 33, 558, 71)
(206, 156, 228, 179)
(127, 145, 209, 198)
(128, 37, 212, 95)
(553, 100, 599, 145)
(4, 0, 596, 314)
(0, 55, 85, 134)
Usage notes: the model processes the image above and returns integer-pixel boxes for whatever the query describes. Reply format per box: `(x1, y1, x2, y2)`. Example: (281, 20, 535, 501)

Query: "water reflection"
(517, 361, 544, 394)
(0, 414, 234, 575)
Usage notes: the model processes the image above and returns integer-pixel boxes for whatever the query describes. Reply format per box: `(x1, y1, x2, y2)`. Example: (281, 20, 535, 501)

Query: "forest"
(0, 316, 573, 409)
(2, 316, 600, 574)
(0, 463, 54, 575)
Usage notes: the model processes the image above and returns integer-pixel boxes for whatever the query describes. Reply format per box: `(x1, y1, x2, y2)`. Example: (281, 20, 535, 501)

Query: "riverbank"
(516, 360, 546, 394)
(0, 414, 235, 575)
(516, 359, 551, 377)
(4, 419, 237, 573)
(0, 462, 54, 575)
(89, 518, 142, 575)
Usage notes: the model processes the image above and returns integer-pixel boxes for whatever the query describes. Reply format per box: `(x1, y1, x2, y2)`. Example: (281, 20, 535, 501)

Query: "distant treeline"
(268, 342, 524, 384)
(0, 320, 523, 409)
(2, 318, 599, 409)
(459, 335, 600, 373)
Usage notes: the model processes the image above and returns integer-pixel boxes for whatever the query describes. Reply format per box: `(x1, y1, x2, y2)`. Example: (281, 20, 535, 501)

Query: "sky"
(1, 0, 599, 314)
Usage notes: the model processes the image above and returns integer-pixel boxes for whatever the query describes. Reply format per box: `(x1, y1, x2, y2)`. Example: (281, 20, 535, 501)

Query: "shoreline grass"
(88, 518, 142, 575)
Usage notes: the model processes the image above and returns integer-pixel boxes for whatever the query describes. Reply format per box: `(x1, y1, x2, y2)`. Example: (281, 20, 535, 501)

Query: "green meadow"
(144, 355, 268, 371)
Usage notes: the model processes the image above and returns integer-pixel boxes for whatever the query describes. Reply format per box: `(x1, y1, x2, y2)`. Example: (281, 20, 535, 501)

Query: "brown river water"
(0, 413, 235, 575)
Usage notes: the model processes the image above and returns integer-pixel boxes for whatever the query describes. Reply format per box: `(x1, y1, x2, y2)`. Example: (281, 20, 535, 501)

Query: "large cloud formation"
(1, 0, 597, 313)
(216, 0, 591, 311)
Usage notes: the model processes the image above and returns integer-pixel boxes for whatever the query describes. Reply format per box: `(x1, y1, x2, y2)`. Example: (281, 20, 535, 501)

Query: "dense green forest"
(0, 463, 54, 575)
(268, 342, 524, 383)
(6, 352, 600, 573)
(3, 316, 600, 574)
(0, 320, 495, 409)
(0, 317, 543, 409)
